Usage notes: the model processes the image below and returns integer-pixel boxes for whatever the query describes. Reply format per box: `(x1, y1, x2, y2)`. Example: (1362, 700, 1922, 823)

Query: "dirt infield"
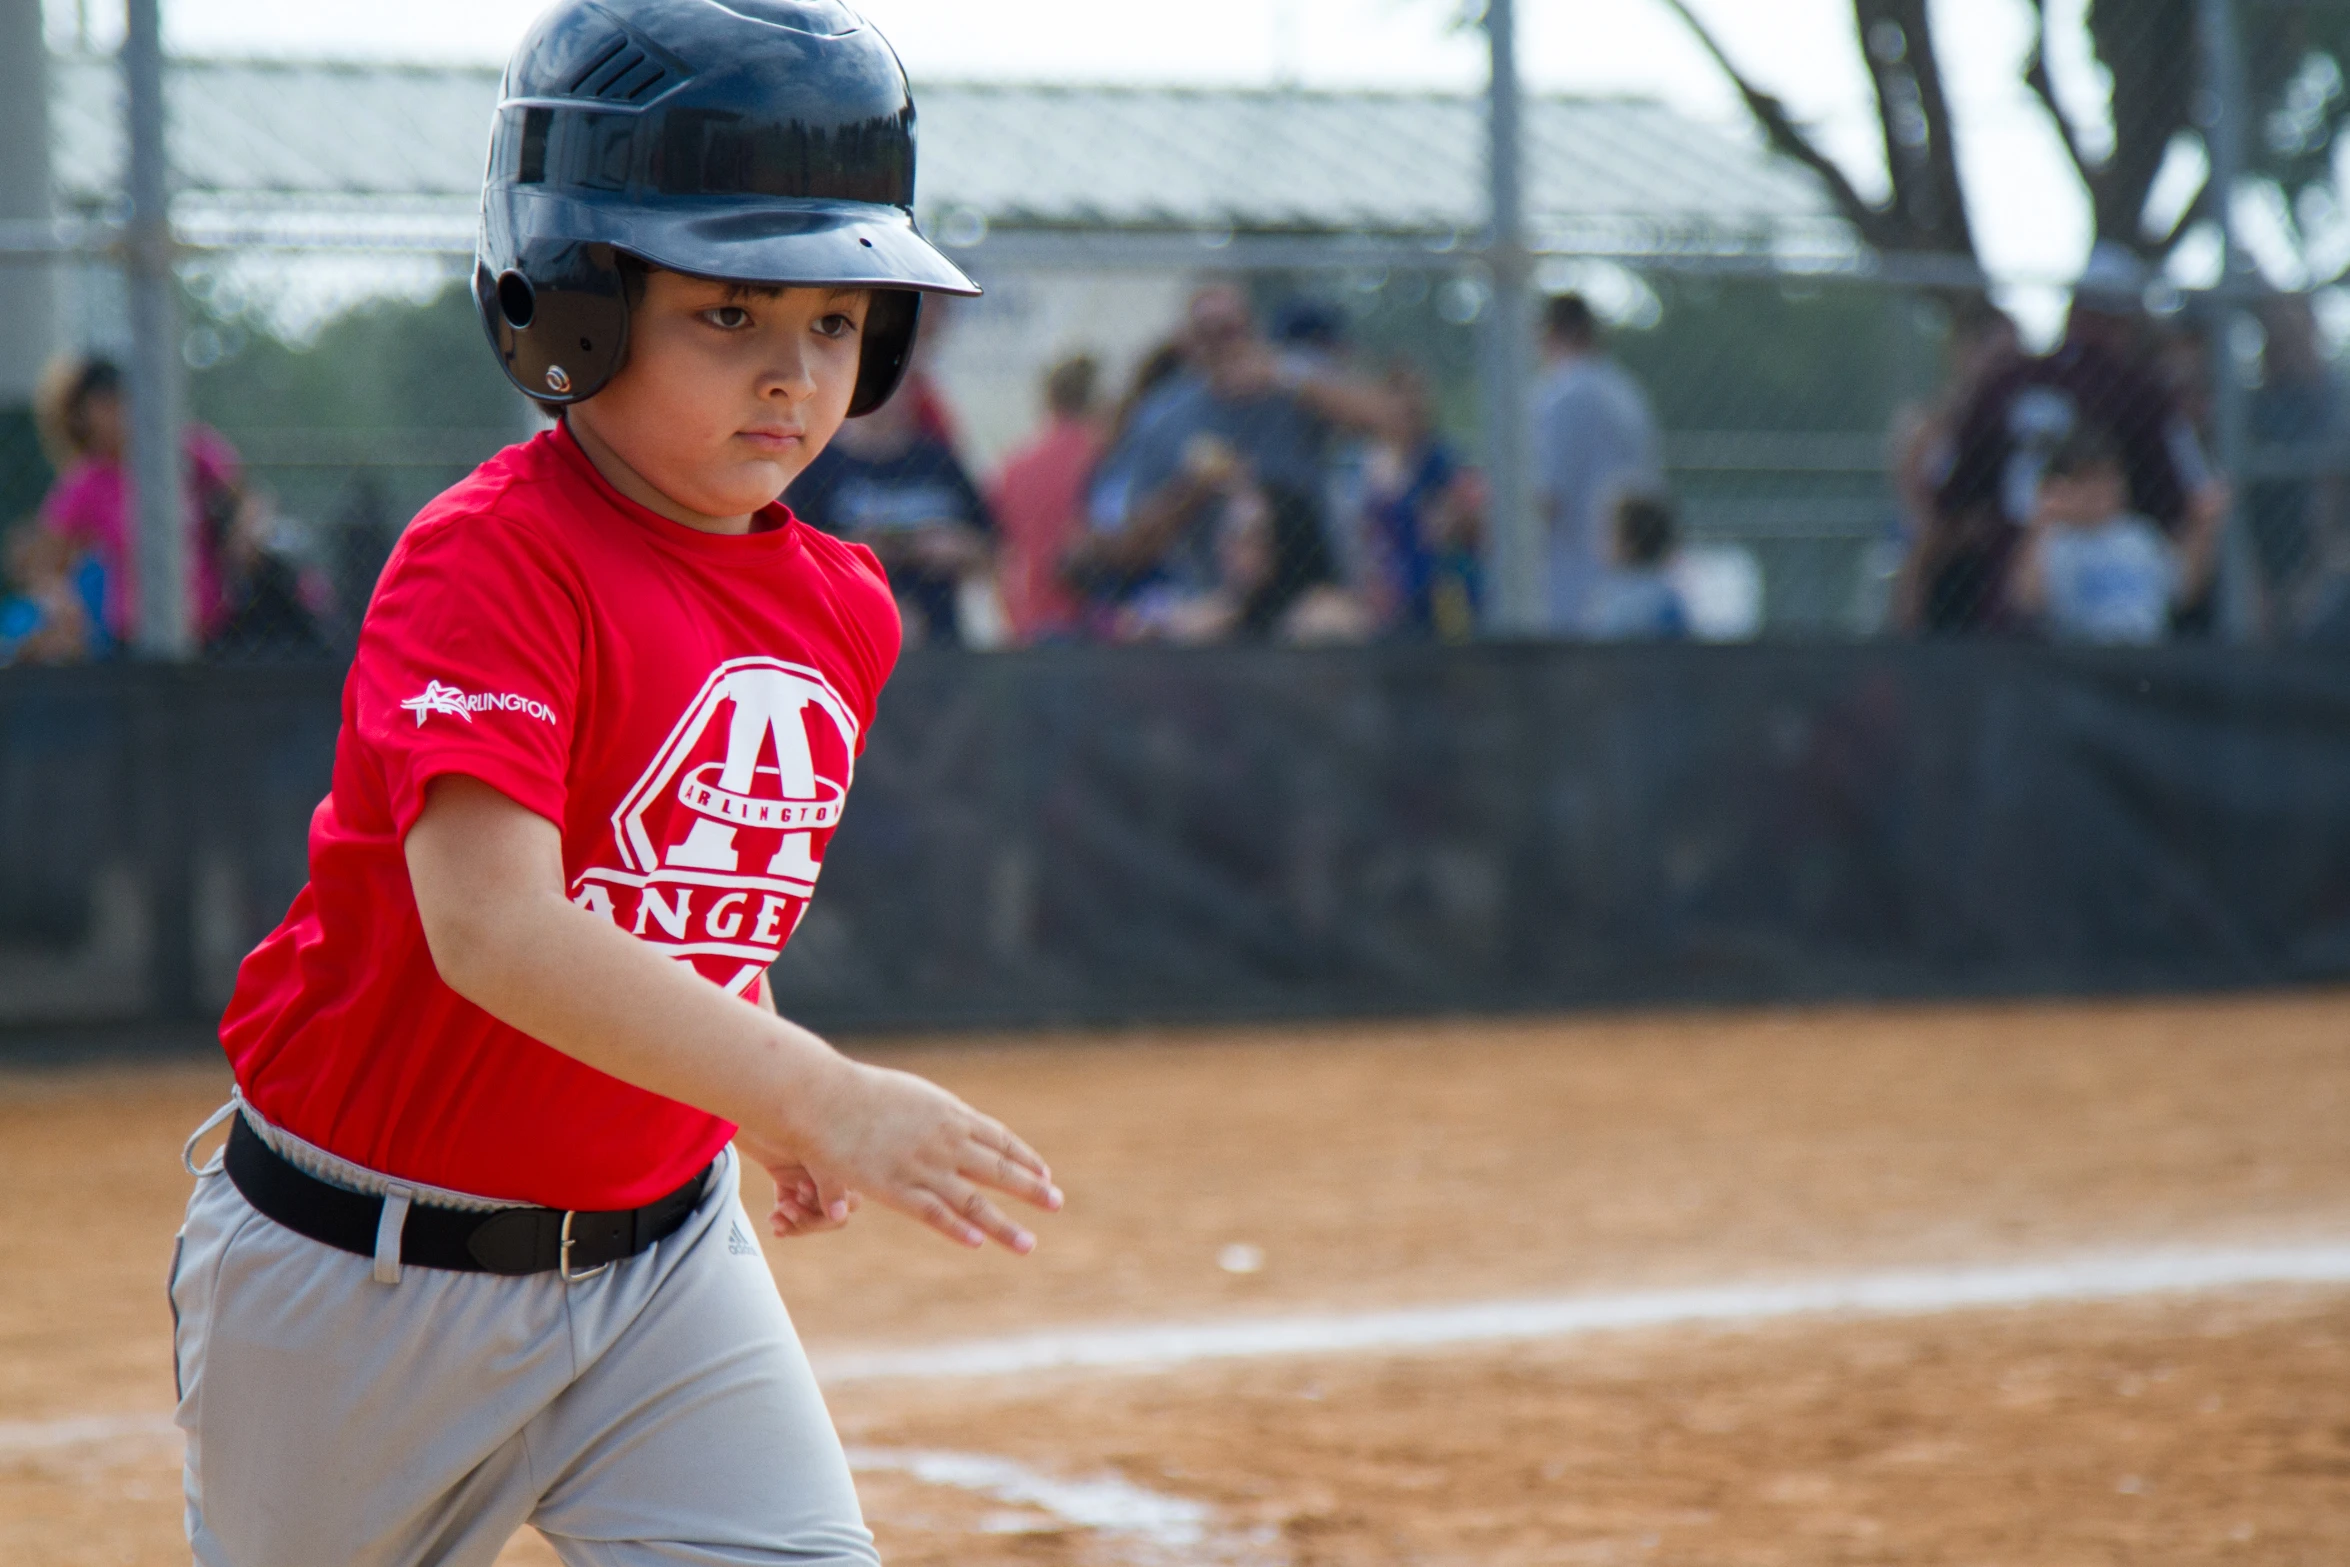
(5, 993, 2350, 1564)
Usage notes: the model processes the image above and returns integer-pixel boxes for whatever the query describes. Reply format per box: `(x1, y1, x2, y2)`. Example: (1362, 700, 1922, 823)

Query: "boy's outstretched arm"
(404, 774, 1060, 1252)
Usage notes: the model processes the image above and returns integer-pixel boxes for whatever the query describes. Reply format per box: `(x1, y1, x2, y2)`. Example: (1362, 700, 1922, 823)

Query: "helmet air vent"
(570, 35, 676, 103)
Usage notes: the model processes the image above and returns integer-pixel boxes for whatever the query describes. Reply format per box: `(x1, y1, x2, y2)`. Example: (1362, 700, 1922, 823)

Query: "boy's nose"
(760, 353, 818, 400)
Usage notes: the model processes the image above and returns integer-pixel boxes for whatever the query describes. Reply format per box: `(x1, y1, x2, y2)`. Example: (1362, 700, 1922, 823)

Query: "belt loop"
(182, 1094, 242, 1178)
(374, 1185, 413, 1285)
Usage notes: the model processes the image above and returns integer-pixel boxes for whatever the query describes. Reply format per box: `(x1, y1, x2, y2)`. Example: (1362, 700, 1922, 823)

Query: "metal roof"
(49, 54, 1846, 257)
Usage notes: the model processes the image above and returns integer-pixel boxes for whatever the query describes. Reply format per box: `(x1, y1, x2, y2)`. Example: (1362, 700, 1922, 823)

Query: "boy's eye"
(813, 313, 859, 339)
(702, 306, 752, 330)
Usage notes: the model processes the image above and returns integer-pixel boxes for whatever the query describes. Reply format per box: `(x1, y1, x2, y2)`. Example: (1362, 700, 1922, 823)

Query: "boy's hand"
(771, 1059, 1063, 1253)
(734, 1133, 861, 1240)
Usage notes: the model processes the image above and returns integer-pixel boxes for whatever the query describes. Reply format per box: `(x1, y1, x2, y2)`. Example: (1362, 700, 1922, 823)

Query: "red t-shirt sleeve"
(351, 510, 581, 836)
(837, 538, 902, 756)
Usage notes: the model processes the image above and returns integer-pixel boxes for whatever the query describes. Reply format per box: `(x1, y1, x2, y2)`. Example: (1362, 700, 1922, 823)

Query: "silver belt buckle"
(558, 1210, 612, 1283)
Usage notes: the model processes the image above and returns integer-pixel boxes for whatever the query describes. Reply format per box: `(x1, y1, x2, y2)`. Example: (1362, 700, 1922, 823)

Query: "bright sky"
(44, 0, 2135, 326)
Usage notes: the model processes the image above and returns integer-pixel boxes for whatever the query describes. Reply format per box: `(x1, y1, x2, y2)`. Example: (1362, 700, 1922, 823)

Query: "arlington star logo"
(401, 679, 474, 726)
(400, 679, 558, 727)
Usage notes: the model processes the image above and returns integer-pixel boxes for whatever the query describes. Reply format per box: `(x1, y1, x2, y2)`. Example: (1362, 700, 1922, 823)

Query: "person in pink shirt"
(988, 355, 1103, 643)
(34, 355, 242, 647)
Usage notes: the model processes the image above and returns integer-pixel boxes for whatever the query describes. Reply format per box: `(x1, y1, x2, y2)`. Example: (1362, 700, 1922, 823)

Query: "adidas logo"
(727, 1222, 756, 1257)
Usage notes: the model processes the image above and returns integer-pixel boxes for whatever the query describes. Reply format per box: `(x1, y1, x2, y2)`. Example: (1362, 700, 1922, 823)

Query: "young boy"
(2014, 422, 2219, 645)
(169, 6, 1058, 1564)
(1587, 491, 1689, 641)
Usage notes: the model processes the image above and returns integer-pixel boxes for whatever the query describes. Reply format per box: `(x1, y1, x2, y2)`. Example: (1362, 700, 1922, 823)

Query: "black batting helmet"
(474, 0, 978, 416)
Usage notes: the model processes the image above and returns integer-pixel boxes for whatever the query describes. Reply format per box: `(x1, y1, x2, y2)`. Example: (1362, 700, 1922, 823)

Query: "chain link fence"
(13, 5, 2350, 1035)
(11, 257, 2347, 662)
(8, 7, 2350, 664)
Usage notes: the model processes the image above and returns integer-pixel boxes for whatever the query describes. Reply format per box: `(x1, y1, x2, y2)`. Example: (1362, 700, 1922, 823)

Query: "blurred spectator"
(1888, 299, 2020, 583)
(900, 297, 967, 454)
(210, 493, 337, 660)
(1923, 244, 2228, 634)
(1269, 299, 1377, 594)
(1587, 493, 1690, 641)
(32, 354, 241, 649)
(790, 378, 996, 647)
(988, 355, 1103, 644)
(1072, 341, 1185, 602)
(1066, 284, 1395, 630)
(2247, 292, 2344, 631)
(2011, 423, 2218, 645)
(1531, 292, 1663, 636)
(1359, 365, 1483, 640)
(2156, 316, 2216, 442)
(0, 521, 94, 666)
(1102, 340, 1189, 452)
(1108, 457, 1350, 644)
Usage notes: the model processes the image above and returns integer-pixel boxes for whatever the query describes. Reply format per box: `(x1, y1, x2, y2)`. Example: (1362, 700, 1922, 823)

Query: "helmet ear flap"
(847, 290, 922, 417)
(474, 243, 632, 405)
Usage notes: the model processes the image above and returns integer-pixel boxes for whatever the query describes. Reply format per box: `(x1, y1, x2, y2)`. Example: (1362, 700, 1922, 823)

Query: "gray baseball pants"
(170, 1106, 878, 1567)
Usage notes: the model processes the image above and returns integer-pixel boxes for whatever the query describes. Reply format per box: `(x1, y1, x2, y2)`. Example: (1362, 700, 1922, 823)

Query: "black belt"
(224, 1113, 710, 1278)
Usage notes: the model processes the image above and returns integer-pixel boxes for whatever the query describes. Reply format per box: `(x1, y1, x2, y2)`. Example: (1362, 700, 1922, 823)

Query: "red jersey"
(220, 423, 902, 1209)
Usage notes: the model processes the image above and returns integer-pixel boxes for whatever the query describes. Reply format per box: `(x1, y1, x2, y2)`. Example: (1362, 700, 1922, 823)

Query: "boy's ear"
(474, 244, 631, 406)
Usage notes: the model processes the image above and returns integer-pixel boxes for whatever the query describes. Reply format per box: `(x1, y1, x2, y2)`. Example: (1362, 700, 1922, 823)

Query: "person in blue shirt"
(2013, 424, 2219, 645)
(0, 521, 96, 665)
(1587, 493, 1690, 641)
(1067, 285, 1397, 624)
(1360, 366, 1483, 640)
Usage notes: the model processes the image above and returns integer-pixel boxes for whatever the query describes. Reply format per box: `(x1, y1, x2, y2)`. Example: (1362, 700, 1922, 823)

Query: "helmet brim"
(503, 190, 979, 297)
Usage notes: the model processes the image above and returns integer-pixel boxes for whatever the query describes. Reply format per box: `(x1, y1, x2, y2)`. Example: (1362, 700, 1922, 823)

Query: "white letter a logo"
(609, 657, 859, 887)
(668, 668, 826, 878)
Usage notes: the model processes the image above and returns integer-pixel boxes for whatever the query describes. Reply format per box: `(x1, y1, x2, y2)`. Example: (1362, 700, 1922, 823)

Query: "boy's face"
(572, 270, 872, 523)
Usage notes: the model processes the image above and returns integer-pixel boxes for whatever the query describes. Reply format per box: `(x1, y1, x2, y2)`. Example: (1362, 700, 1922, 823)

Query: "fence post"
(2196, 0, 2259, 643)
(0, 0, 57, 416)
(1480, 0, 1544, 635)
(125, 0, 192, 661)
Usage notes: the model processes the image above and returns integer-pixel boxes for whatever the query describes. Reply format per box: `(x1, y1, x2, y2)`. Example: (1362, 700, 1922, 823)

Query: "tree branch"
(2152, 171, 2212, 258)
(2020, 0, 2100, 192)
(1655, 0, 1897, 249)
(1871, 0, 1978, 259)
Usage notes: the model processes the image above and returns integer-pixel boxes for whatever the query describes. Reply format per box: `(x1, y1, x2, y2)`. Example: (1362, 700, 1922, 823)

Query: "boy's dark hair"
(1544, 292, 1599, 347)
(1044, 355, 1098, 418)
(2045, 421, 2124, 481)
(1615, 492, 1677, 568)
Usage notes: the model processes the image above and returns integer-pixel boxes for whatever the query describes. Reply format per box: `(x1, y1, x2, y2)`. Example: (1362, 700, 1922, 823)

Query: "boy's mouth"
(736, 427, 805, 453)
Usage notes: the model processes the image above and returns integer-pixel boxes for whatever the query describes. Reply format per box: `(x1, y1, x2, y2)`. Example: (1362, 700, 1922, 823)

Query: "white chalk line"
(0, 1411, 181, 1455)
(10, 1243, 2349, 1564)
(812, 1241, 2350, 1383)
(845, 1447, 1279, 1564)
(0, 1418, 1269, 1566)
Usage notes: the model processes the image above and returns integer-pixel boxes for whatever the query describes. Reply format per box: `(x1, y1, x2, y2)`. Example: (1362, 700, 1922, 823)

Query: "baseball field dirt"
(4, 992, 2348, 1564)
